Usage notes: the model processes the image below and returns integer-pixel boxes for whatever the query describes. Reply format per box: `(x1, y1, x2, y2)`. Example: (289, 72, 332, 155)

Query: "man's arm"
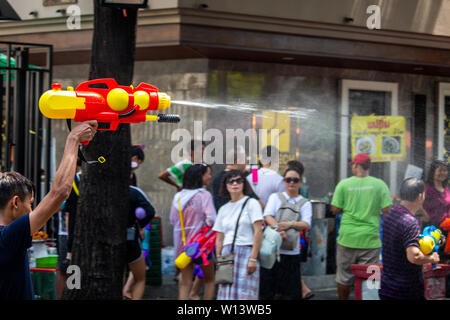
(29, 121, 97, 235)
(332, 205, 343, 215)
(406, 246, 440, 265)
(381, 205, 392, 220)
(158, 170, 181, 191)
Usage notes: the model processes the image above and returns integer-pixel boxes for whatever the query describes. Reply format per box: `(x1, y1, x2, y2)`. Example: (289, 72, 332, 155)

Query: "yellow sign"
(351, 115, 406, 162)
(261, 111, 290, 152)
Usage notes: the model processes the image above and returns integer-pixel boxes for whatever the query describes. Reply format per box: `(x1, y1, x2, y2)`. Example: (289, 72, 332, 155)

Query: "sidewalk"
(143, 273, 342, 300)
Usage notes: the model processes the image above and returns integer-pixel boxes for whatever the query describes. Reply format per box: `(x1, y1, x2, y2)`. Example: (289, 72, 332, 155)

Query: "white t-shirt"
(263, 192, 312, 255)
(247, 168, 285, 205)
(213, 196, 263, 247)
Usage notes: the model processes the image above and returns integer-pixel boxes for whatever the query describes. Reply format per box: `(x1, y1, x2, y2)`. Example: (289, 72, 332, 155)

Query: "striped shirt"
(167, 159, 192, 187)
(379, 205, 424, 300)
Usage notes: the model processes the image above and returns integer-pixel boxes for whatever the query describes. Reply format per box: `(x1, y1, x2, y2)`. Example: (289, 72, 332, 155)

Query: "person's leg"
(178, 264, 195, 300)
(128, 256, 146, 300)
(189, 276, 203, 300)
(301, 279, 312, 299)
(337, 283, 352, 300)
(276, 255, 302, 300)
(200, 262, 215, 300)
(56, 235, 68, 299)
(122, 272, 134, 299)
(357, 248, 380, 265)
(336, 244, 356, 300)
(259, 264, 276, 300)
(56, 271, 67, 299)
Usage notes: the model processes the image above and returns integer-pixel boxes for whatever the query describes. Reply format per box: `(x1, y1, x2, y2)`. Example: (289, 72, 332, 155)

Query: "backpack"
(275, 192, 309, 251)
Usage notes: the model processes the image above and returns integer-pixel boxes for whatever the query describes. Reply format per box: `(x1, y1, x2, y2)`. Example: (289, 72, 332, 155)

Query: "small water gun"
(419, 225, 442, 268)
(39, 78, 180, 144)
(175, 226, 216, 277)
(439, 218, 450, 255)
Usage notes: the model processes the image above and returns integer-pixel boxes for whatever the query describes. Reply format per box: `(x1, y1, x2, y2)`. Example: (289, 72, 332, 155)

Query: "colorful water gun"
(39, 78, 180, 144)
(439, 218, 450, 255)
(143, 222, 151, 268)
(175, 226, 216, 278)
(419, 225, 442, 268)
(134, 207, 151, 267)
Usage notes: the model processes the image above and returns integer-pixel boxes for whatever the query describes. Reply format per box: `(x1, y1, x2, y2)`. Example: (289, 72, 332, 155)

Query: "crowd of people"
(0, 122, 449, 301)
(163, 142, 450, 301)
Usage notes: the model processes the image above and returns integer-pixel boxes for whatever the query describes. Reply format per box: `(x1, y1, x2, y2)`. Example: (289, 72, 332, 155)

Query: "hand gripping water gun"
(439, 218, 450, 255)
(419, 225, 443, 268)
(39, 78, 180, 144)
(175, 226, 216, 278)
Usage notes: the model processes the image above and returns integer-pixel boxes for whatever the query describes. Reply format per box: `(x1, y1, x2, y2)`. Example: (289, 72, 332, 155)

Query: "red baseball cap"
(350, 153, 371, 165)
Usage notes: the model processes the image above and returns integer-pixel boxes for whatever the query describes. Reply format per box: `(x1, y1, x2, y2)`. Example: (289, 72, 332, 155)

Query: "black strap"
(231, 196, 251, 254)
(66, 119, 122, 165)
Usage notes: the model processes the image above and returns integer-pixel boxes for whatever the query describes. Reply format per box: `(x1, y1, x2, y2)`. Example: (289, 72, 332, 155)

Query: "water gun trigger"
(96, 120, 120, 131)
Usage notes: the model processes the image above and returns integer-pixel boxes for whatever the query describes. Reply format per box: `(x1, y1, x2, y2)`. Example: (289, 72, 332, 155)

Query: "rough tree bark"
(62, 0, 137, 299)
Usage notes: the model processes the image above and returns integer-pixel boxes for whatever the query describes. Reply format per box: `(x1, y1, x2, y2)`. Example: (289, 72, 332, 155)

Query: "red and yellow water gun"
(39, 78, 179, 143)
(175, 226, 217, 270)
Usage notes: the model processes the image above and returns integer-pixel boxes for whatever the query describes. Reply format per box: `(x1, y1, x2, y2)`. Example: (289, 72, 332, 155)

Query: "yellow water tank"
(39, 85, 85, 119)
(419, 236, 435, 255)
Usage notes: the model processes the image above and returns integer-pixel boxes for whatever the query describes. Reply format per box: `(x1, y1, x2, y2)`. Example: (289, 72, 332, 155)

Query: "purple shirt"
(379, 205, 423, 300)
(423, 184, 450, 226)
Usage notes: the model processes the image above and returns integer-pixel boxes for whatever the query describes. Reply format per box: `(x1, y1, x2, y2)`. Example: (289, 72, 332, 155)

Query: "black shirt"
(0, 213, 33, 300)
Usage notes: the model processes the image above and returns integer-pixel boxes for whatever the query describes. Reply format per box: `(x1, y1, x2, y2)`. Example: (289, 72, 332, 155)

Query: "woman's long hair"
(182, 163, 210, 190)
(425, 159, 449, 188)
(219, 170, 253, 198)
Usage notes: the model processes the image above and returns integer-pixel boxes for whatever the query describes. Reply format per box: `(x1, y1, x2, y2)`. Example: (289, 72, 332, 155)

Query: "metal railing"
(0, 41, 53, 203)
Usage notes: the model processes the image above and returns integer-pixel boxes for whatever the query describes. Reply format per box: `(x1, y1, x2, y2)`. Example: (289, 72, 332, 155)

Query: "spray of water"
(171, 100, 317, 120)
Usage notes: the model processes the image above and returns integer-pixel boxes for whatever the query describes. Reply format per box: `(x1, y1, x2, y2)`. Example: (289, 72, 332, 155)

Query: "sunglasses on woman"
(227, 177, 244, 185)
(284, 177, 301, 183)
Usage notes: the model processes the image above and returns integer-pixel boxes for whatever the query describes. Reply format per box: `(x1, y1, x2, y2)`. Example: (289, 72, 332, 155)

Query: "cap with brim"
(350, 153, 371, 165)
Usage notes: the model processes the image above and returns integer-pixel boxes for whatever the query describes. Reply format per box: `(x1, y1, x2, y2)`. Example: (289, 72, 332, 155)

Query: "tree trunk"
(62, 0, 137, 299)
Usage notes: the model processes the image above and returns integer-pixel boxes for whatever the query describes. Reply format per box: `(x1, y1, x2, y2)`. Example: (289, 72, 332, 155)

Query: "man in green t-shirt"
(331, 153, 392, 300)
(158, 140, 205, 191)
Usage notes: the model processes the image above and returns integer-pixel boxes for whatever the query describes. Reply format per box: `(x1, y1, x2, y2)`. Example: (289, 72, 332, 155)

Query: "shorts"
(192, 251, 214, 265)
(126, 239, 143, 264)
(57, 235, 68, 271)
(336, 244, 379, 286)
